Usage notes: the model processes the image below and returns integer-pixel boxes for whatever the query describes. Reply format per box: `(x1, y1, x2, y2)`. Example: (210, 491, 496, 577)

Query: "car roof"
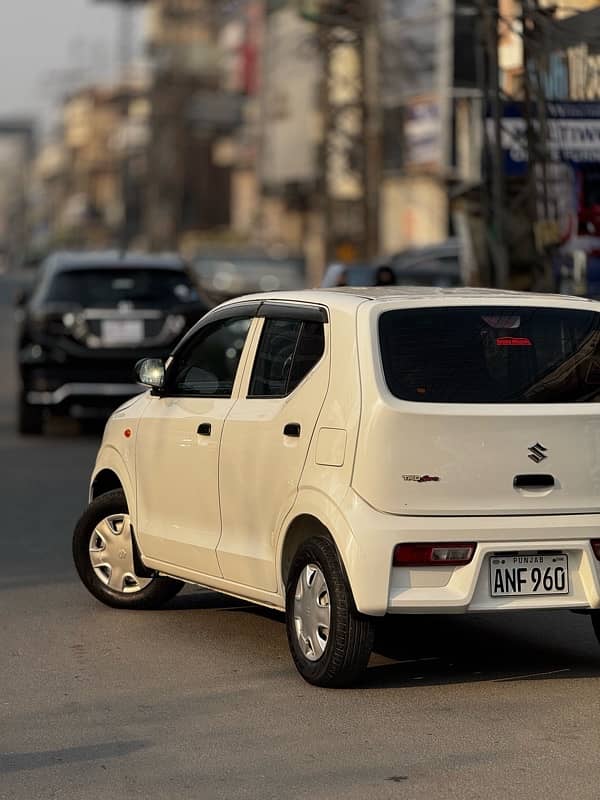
(41, 251, 187, 276)
(226, 286, 600, 310)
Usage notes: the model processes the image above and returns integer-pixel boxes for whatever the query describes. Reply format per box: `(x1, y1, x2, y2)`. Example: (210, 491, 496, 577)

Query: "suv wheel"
(73, 489, 183, 610)
(18, 394, 44, 436)
(591, 613, 600, 645)
(285, 536, 375, 687)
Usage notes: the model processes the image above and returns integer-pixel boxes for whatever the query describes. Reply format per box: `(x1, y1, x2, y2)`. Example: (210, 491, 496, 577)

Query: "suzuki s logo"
(528, 443, 548, 464)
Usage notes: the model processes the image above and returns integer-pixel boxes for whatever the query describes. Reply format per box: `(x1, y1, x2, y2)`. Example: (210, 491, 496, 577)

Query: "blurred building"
(33, 79, 149, 250)
(212, 0, 263, 242)
(0, 120, 36, 268)
(30, 0, 575, 285)
(379, 0, 482, 267)
(497, 0, 600, 289)
(144, 0, 234, 250)
(258, 1, 323, 270)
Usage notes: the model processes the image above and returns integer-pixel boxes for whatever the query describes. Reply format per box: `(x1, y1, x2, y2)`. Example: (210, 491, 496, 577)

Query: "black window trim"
(247, 317, 326, 400)
(157, 299, 328, 399)
(258, 302, 329, 324)
(169, 300, 262, 361)
(168, 300, 327, 362)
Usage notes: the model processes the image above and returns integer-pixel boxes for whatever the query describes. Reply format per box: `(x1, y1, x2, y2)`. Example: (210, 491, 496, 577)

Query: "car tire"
(591, 613, 600, 644)
(73, 489, 183, 610)
(18, 394, 44, 436)
(285, 536, 375, 687)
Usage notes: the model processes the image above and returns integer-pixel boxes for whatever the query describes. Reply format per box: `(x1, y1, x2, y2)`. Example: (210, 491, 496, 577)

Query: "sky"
(0, 0, 143, 133)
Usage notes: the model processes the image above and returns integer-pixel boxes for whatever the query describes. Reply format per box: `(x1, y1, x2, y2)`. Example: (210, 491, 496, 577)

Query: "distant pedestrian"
(321, 263, 348, 288)
(375, 265, 396, 286)
(335, 267, 348, 287)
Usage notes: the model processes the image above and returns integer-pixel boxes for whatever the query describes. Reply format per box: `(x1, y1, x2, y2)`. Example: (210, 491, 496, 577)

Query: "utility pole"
(522, 0, 555, 290)
(362, 2, 381, 262)
(94, 0, 147, 252)
(301, 0, 381, 264)
(478, 0, 510, 289)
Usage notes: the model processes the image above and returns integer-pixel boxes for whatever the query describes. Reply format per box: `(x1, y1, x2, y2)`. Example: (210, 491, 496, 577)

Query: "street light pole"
(478, 0, 509, 289)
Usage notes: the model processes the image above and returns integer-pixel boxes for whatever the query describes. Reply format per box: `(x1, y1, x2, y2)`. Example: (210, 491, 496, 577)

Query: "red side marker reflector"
(496, 337, 532, 347)
(124, 428, 132, 439)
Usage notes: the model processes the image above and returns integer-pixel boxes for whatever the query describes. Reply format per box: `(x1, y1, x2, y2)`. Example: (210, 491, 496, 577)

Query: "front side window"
(249, 319, 325, 398)
(166, 317, 252, 397)
(379, 306, 600, 404)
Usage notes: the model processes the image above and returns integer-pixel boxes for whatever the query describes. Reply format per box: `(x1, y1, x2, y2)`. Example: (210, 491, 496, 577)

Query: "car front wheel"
(285, 536, 375, 687)
(73, 489, 183, 610)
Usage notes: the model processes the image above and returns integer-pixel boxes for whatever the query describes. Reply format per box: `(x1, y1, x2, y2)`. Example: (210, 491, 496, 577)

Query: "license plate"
(101, 320, 144, 346)
(490, 554, 569, 597)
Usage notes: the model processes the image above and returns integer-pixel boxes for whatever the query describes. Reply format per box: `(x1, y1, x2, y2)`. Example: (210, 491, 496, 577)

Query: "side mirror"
(135, 358, 165, 390)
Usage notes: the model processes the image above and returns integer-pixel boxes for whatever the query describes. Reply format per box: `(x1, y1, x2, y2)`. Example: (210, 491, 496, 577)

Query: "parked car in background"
(16, 251, 211, 435)
(320, 263, 376, 287)
(191, 248, 306, 303)
(73, 287, 600, 687)
(388, 238, 463, 287)
(321, 241, 464, 289)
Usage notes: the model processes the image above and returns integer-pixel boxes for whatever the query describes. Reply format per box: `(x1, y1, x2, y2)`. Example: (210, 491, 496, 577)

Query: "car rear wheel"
(18, 394, 44, 436)
(285, 536, 375, 687)
(73, 489, 183, 610)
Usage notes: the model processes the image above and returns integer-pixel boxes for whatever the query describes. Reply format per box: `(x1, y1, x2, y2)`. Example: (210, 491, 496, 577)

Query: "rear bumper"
(343, 492, 600, 616)
(387, 538, 600, 615)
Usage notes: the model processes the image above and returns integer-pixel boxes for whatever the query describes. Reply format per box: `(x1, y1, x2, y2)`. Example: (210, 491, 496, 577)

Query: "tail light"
(591, 540, 600, 560)
(393, 542, 476, 567)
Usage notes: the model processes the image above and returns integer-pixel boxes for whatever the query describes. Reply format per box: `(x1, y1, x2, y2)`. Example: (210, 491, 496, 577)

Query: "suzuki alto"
(73, 288, 600, 686)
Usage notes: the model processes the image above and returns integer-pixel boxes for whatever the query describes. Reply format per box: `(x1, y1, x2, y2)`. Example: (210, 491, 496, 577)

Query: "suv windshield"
(43, 268, 199, 308)
(379, 305, 600, 403)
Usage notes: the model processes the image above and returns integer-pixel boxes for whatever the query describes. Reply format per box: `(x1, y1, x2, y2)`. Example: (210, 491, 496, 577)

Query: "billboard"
(496, 101, 600, 271)
(499, 102, 600, 174)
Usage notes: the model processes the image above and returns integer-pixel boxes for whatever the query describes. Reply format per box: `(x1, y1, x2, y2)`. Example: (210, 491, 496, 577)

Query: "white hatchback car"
(73, 288, 600, 686)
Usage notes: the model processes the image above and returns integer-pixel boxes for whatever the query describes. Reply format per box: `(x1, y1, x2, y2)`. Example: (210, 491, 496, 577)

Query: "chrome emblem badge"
(528, 443, 548, 464)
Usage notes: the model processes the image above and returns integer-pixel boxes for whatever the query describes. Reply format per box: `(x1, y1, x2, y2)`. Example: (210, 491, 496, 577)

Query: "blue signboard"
(498, 102, 600, 176)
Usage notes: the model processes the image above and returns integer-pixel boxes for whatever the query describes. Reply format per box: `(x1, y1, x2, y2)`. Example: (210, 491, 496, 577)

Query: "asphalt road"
(1, 273, 600, 800)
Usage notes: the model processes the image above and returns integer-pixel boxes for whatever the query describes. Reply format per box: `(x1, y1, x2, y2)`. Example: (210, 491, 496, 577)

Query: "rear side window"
(249, 319, 325, 398)
(379, 306, 600, 403)
(288, 321, 326, 393)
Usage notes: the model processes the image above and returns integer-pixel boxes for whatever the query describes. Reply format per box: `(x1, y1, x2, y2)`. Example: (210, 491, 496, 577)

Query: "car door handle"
(513, 474, 555, 489)
(284, 423, 301, 438)
(197, 423, 212, 436)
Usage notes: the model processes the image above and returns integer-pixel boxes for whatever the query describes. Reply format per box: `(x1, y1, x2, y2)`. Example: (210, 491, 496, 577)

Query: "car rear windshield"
(43, 268, 199, 308)
(379, 305, 600, 403)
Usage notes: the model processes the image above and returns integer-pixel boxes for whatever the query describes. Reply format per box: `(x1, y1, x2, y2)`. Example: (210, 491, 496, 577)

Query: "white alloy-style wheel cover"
(293, 563, 331, 662)
(89, 514, 152, 594)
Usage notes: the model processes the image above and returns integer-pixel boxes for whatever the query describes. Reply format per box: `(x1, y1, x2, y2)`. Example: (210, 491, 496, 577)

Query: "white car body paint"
(89, 288, 600, 616)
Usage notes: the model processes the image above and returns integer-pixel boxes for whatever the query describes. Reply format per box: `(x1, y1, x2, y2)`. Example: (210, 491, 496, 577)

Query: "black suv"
(16, 251, 211, 434)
